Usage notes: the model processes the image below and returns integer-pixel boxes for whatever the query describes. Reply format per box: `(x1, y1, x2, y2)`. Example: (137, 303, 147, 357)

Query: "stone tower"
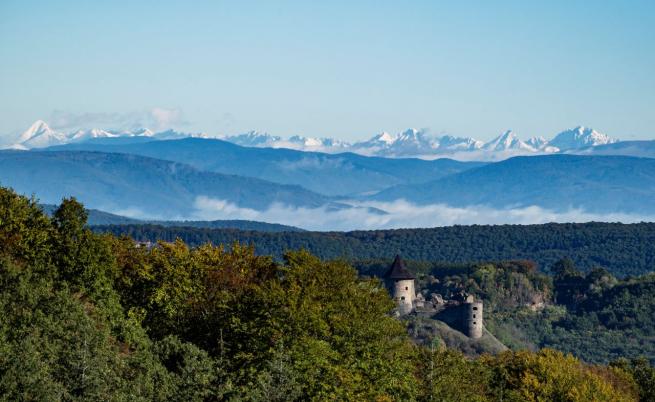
(384, 255, 416, 315)
(465, 300, 483, 339)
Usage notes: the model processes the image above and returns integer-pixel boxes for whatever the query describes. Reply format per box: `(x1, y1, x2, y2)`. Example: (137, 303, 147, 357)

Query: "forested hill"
(93, 222, 655, 277)
(3, 179, 651, 400)
(39, 204, 303, 232)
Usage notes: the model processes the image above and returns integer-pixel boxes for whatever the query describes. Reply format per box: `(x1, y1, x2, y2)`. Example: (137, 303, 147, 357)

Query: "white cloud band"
(190, 197, 650, 231)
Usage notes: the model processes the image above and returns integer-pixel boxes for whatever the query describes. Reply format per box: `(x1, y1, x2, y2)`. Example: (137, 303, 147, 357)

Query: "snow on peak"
(347, 129, 487, 157)
(438, 135, 484, 151)
(397, 128, 421, 139)
(131, 128, 154, 137)
(288, 135, 322, 147)
(19, 120, 55, 141)
(17, 120, 67, 148)
(70, 128, 118, 142)
(152, 129, 207, 140)
(10, 120, 190, 149)
(483, 130, 535, 152)
(549, 126, 616, 150)
(526, 136, 548, 149)
(225, 131, 282, 147)
(373, 131, 396, 145)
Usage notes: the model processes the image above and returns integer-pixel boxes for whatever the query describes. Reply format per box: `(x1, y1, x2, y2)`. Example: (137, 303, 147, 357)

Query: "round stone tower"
(384, 255, 416, 315)
(465, 301, 483, 339)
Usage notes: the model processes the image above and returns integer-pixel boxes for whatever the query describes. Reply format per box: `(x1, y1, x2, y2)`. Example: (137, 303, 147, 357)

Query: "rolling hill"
(45, 137, 484, 196)
(38, 204, 302, 231)
(372, 154, 655, 214)
(0, 150, 335, 218)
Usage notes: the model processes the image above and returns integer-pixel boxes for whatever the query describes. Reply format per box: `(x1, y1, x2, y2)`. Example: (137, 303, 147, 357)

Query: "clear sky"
(1, 0, 654, 142)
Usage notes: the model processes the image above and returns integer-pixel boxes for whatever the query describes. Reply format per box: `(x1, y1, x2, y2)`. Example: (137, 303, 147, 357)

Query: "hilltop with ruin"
(384, 255, 507, 355)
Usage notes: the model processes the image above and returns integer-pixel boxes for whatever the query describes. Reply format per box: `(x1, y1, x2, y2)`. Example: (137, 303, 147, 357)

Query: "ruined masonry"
(384, 255, 483, 339)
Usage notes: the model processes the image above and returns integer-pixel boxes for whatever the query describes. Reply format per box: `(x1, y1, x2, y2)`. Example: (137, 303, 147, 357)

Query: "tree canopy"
(0, 186, 651, 401)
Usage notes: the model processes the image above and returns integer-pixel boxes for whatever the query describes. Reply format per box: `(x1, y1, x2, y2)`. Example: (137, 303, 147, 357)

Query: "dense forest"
(94, 222, 655, 277)
(2, 187, 655, 401)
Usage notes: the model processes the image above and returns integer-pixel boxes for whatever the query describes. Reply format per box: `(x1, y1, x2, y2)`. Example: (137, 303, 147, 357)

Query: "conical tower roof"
(384, 255, 415, 280)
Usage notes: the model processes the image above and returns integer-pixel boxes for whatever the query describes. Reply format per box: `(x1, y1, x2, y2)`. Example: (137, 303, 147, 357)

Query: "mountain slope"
(39, 204, 142, 225)
(46, 138, 484, 196)
(482, 130, 535, 152)
(38, 204, 302, 231)
(18, 120, 68, 148)
(372, 154, 655, 214)
(0, 150, 333, 218)
(549, 126, 616, 150)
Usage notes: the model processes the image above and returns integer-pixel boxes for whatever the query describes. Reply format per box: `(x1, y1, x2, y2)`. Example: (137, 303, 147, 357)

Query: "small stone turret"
(465, 300, 483, 339)
(384, 255, 416, 315)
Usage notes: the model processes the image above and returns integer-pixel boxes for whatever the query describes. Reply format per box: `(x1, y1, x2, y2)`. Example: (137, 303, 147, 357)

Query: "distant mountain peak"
(70, 128, 118, 141)
(438, 135, 484, 151)
(131, 128, 154, 137)
(549, 126, 616, 150)
(373, 131, 396, 145)
(17, 120, 67, 148)
(225, 131, 282, 147)
(19, 120, 55, 142)
(483, 130, 535, 152)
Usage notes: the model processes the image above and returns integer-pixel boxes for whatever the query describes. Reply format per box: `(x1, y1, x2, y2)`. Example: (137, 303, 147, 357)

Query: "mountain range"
(46, 138, 483, 196)
(2, 120, 654, 229)
(224, 127, 616, 160)
(6, 120, 618, 161)
(6, 120, 209, 150)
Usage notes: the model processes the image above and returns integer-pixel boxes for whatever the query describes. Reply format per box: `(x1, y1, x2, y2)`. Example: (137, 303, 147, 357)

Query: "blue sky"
(1, 0, 654, 141)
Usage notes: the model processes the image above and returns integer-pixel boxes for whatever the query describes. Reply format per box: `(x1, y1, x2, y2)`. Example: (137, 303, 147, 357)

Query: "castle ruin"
(384, 255, 416, 316)
(384, 255, 483, 339)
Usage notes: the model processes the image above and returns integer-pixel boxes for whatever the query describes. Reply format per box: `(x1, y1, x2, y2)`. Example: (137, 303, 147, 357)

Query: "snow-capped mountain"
(69, 128, 117, 142)
(223, 131, 350, 153)
(482, 130, 536, 152)
(549, 126, 616, 151)
(289, 135, 350, 150)
(223, 131, 282, 147)
(350, 129, 484, 157)
(526, 136, 549, 150)
(6, 120, 621, 162)
(351, 128, 435, 156)
(153, 129, 210, 140)
(7, 121, 205, 149)
(438, 135, 484, 151)
(278, 135, 350, 152)
(16, 120, 68, 149)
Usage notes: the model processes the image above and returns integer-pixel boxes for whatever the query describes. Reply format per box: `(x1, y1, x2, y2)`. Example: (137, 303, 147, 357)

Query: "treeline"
(39, 204, 303, 231)
(1, 187, 654, 401)
(94, 222, 655, 277)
